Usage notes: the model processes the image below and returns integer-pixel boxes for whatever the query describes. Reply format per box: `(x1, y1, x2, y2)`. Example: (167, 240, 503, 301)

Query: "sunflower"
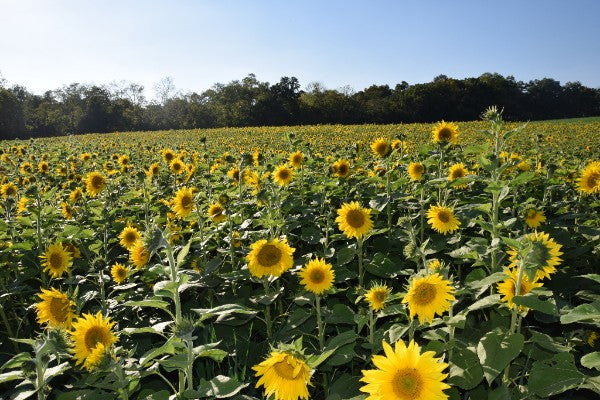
(448, 163, 469, 188)
(20, 162, 33, 174)
(61, 201, 73, 219)
(365, 284, 389, 312)
(63, 242, 81, 259)
(17, 196, 28, 213)
(208, 202, 226, 223)
(497, 268, 543, 311)
(432, 120, 459, 145)
(371, 138, 390, 158)
(577, 161, 600, 194)
(232, 231, 242, 248)
(507, 231, 562, 280)
(69, 187, 83, 203)
(117, 154, 130, 167)
(246, 238, 295, 278)
(71, 312, 118, 371)
(407, 162, 425, 181)
(1, 182, 17, 199)
(80, 153, 92, 162)
(36, 288, 75, 329)
(146, 163, 160, 178)
(170, 158, 185, 174)
(332, 159, 351, 178)
(38, 161, 49, 174)
(129, 243, 150, 269)
(360, 339, 450, 400)
(273, 165, 294, 186)
(253, 351, 311, 400)
(161, 148, 176, 163)
(525, 208, 546, 229)
(428, 259, 443, 272)
(227, 166, 240, 184)
(298, 258, 335, 295)
(85, 171, 106, 197)
(426, 204, 460, 235)
(402, 274, 455, 324)
(118, 226, 141, 250)
(40, 242, 72, 278)
(336, 202, 373, 239)
(111, 263, 129, 284)
(289, 151, 304, 168)
(171, 187, 196, 218)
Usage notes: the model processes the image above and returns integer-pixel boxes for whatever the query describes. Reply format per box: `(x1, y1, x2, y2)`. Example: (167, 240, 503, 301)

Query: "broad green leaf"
(195, 375, 248, 398)
(581, 352, 600, 371)
(477, 329, 524, 384)
(529, 352, 586, 397)
(512, 293, 558, 315)
(448, 343, 484, 390)
(560, 302, 600, 325)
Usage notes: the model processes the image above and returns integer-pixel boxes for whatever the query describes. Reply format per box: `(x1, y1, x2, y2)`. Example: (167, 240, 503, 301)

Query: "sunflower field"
(0, 108, 599, 400)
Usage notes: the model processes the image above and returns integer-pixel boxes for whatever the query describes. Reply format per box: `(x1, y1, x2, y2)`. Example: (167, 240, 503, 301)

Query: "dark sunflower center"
(273, 360, 296, 380)
(84, 327, 107, 351)
(376, 143, 388, 155)
(338, 164, 348, 175)
(91, 175, 104, 188)
(116, 267, 127, 279)
(49, 296, 69, 322)
(256, 244, 282, 267)
(49, 252, 64, 269)
(346, 209, 365, 228)
(165, 153, 174, 161)
(173, 163, 182, 171)
(439, 128, 452, 140)
(587, 172, 599, 188)
(374, 290, 386, 302)
(452, 168, 466, 179)
(125, 231, 138, 243)
(413, 282, 437, 306)
(292, 155, 302, 164)
(151, 166, 159, 174)
(210, 206, 223, 217)
(392, 369, 423, 398)
(180, 194, 193, 209)
(309, 268, 325, 284)
(278, 169, 290, 180)
(437, 211, 450, 223)
(6, 186, 16, 196)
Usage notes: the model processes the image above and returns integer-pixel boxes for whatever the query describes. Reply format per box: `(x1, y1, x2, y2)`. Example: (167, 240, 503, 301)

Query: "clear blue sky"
(1, 0, 599, 98)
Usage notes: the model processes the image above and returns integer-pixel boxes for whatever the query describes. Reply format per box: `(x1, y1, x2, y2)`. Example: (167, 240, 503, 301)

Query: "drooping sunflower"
(1, 182, 17, 199)
(110, 263, 129, 284)
(432, 120, 459, 145)
(289, 151, 304, 168)
(246, 238, 295, 278)
(61, 202, 73, 219)
(170, 158, 185, 174)
(407, 162, 425, 181)
(507, 231, 562, 280)
(171, 187, 196, 218)
(497, 268, 544, 311)
(426, 204, 460, 235)
(253, 351, 311, 400)
(370, 138, 390, 158)
(332, 159, 351, 178)
(298, 258, 335, 295)
(448, 163, 469, 188)
(69, 187, 83, 203)
(208, 202, 226, 223)
(336, 202, 373, 239)
(525, 208, 546, 229)
(365, 284, 389, 312)
(119, 226, 142, 250)
(71, 312, 118, 371)
(273, 165, 294, 186)
(36, 288, 75, 329)
(402, 274, 455, 324)
(576, 161, 600, 194)
(40, 242, 72, 278)
(360, 340, 450, 400)
(85, 171, 106, 197)
(129, 243, 150, 269)
(227, 166, 241, 185)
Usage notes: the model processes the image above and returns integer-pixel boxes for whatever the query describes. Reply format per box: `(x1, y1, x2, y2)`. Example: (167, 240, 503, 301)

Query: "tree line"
(0, 72, 598, 139)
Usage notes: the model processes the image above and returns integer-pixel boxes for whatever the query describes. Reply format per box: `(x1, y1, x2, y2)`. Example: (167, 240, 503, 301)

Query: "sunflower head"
(129, 243, 150, 269)
(336, 202, 373, 239)
(171, 187, 196, 219)
(524, 208, 546, 229)
(448, 163, 469, 188)
(246, 238, 295, 278)
(162, 148, 176, 163)
(508, 231, 562, 280)
(85, 171, 106, 197)
(365, 284, 389, 312)
(402, 273, 455, 325)
(370, 138, 390, 158)
(299, 258, 335, 296)
(36, 288, 75, 329)
(170, 158, 185, 174)
(71, 312, 118, 371)
(432, 120, 459, 145)
(577, 161, 600, 195)
(273, 165, 294, 186)
(407, 162, 425, 181)
(332, 159, 351, 178)
(289, 151, 304, 168)
(497, 268, 543, 312)
(69, 187, 83, 203)
(119, 226, 142, 250)
(146, 163, 160, 177)
(1, 182, 17, 199)
(208, 202, 226, 223)
(253, 350, 311, 400)
(426, 204, 460, 235)
(111, 263, 129, 284)
(38, 161, 49, 173)
(40, 242, 73, 278)
(360, 339, 450, 400)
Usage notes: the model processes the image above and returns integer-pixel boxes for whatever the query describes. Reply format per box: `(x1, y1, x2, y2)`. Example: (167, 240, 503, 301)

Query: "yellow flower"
(246, 238, 295, 278)
(119, 226, 142, 250)
(298, 258, 335, 295)
(365, 284, 389, 312)
(407, 162, 425, 181)
(507, 231, 562, 280)
(117, 154, 130, 167)
(432, 120, 459, 145)
(336, 202, 373, 239)
(111, 263, 129, 284)
(85, 171, 106, 197)
(71, 312, 117, 371)
(63, 242, 81, 259)
(371, 138, 390, 158)
(1, 182, 17, 199)
(36, 288, 75, 329)
(525, 208, 546, 229)
(360, 339, 450, 400)
(61, 201, 73, 219)
(208, 202, 226, 223)
(20, 162, 33, 174)
(129, 243, 150, 269)
(577, 161, 600, 195)
(146, 163, 160, 177)
(17, 196, 28, 213)
(402, 274, 455, 324)
(289, 151, 304, 168)
(428, 259, 443, 272)
(232, 231, 242, 248)
(448, 163, 469, 188)
(332, 159, 351, 178)
(273, 165, 294, 186)
(253, 351, 311, 400)
(69, 187, 83, 203)
(497, 268, 543, 311)
(38, 161, 49, 174)
(171, 187, 196, 218)
(426, 204, 460, 235)
(170, 158, 185, 174)
(40, 242, 72, 278)
(80, 153, 92, 162)
(227, 166, 240, 185)
(162, 148, 176, 163)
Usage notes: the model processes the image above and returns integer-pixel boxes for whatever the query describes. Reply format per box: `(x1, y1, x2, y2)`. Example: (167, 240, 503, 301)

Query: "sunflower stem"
(357, 238, 364, 288)
(385, 159, 392, 237)
(448, 301, 455, 363)
(263, 278, 273, 341)
(315, 295, 324, 351)
(368, 308, 375, 346)
(503, 259, 526, 383)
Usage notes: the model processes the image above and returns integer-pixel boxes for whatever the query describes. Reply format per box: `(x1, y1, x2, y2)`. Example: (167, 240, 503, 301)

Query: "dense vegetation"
(1, 73, 599, 139)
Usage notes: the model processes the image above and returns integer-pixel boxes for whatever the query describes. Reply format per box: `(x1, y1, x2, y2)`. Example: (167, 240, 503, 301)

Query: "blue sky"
(1, 0, 599, 98)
